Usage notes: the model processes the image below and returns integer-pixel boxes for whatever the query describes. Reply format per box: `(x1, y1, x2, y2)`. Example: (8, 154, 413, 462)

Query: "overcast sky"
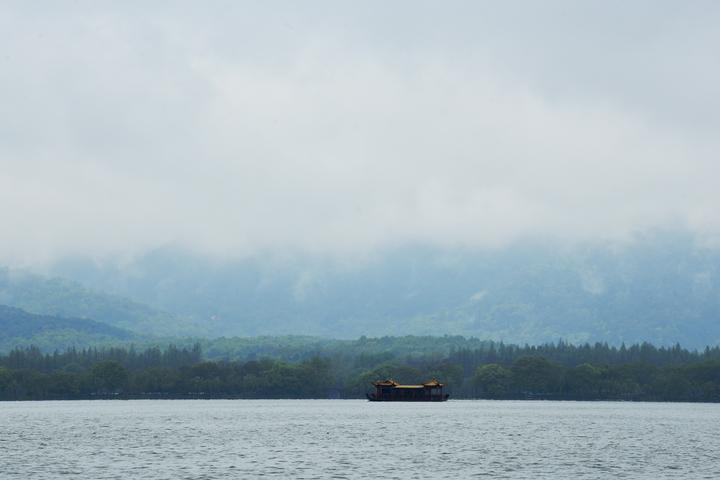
(1, 1, 719, 264)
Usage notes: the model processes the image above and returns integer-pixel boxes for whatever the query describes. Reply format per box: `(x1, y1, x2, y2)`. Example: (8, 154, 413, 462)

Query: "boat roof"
(372, 378, 444, 388)
(423, 379, 443, 387)
(372, 379, 399, 387)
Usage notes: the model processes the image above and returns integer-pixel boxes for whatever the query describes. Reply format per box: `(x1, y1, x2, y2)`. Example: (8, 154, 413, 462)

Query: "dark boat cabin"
(367, 379, 449, 401)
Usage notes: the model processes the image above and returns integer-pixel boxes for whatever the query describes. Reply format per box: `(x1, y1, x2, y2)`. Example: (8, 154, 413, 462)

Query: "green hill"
(48, 232, 720, 348)
(0, 267, 201, 337)
(0, 304, 138, 352)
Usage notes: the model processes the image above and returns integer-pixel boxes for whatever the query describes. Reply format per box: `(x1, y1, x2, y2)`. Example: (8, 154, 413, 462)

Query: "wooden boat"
(366, 378, 449, 401)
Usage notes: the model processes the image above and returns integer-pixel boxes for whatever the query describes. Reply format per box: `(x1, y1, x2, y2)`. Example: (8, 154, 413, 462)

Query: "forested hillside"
(0, 305, 137, 352)
(0, 268, 199, 336)
(48, 233, 720, 348)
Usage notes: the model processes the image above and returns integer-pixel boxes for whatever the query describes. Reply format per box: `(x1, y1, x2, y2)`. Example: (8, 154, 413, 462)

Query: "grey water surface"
(1, 400, 719, 479)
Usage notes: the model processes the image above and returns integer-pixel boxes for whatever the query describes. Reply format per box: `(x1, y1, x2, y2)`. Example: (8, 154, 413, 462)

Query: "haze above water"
(2, 400, 718, 479)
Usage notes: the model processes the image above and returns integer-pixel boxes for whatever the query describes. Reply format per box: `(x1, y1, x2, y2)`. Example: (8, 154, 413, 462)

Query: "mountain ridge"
(0, 267, 200, 337)
(0, 304, 139, 352)
(44, 233, 720, 348)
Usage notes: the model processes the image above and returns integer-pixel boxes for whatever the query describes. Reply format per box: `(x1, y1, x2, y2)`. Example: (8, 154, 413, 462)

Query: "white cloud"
(1, 1, 719, 264)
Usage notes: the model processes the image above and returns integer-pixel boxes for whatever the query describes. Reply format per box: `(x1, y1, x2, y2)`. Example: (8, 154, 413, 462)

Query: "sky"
(1, 1, 720, 265)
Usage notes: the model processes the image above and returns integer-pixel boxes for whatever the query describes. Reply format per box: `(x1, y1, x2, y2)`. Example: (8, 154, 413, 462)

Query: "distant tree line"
(0, 344, 202, 371)
(1, 341, 719, 401)
(0, 345, 333, 400)
(447, 340, 720, 368)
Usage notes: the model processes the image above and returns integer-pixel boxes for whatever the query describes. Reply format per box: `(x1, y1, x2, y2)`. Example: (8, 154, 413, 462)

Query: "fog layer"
(2, 1, 719, 264)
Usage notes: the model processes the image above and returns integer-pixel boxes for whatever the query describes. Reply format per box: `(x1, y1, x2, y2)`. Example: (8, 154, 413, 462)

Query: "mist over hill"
(0, 304, 137, 352)
(42, 232, 720, 348)
(0, 267, 200, 337)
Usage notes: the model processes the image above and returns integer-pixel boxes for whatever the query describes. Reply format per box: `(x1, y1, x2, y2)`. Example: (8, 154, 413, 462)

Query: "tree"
(0, 367, 12, 399)
(563, 363, 604, 398)
(511, 356, 562, 396)
(472, 364, 512, 398)
(91, 361, 128, 394)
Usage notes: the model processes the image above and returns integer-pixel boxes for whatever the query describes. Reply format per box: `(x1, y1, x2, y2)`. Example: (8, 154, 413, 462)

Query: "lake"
(1, 400, 719, 479)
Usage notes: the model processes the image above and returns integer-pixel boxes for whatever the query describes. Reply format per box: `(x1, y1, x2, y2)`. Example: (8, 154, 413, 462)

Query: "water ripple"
(1, 400, 719, 479)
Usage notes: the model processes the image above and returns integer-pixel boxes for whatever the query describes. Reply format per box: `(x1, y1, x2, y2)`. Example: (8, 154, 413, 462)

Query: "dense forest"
(1, 341, 719, 402)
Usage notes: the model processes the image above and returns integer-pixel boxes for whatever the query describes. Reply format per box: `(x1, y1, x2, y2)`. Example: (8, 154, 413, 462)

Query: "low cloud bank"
(1, 2, 719, 264)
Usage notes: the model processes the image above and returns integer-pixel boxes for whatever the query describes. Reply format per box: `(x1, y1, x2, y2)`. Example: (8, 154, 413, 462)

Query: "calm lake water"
(1, 400, 719, 479)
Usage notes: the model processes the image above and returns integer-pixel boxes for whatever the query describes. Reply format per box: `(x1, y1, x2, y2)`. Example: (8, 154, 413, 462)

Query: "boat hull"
(366, 393, 449, 402)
